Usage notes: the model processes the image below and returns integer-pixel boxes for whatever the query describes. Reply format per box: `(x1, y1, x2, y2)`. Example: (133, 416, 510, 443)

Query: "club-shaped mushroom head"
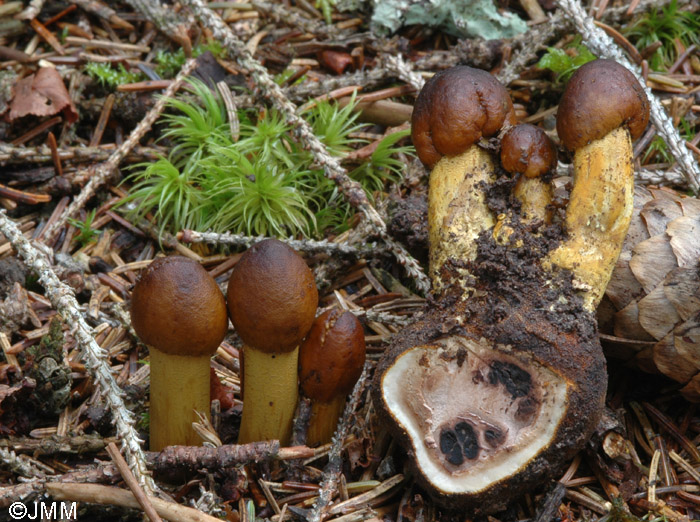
(131, 256, 228, 451)
(227, 238, 318, 444)
(411, 66, 517, 289)
(299, 309, 366, 446)
(501, 124, 557, 224)
(549, 59, 650, 310)
(412, 66, 516, 169)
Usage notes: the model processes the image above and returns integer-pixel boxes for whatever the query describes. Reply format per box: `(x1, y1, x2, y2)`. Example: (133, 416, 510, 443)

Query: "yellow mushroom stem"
(546, 126, 634, 312)
(428, 146, 496, 290)
(238, 346, 298, 445)
(305, 395, 347, 447)
(149, 346, 211, 451)
(514, 176, 553, 225)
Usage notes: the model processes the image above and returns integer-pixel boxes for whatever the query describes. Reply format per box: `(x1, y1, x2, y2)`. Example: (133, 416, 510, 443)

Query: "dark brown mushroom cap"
(130, 256, 228, 357)
(500, 124, 557, 178)
(299, 309, 366, 402)
(411, 66, 517, 168)
(556, 59, 650, 150)
(227, 239, 318, 354)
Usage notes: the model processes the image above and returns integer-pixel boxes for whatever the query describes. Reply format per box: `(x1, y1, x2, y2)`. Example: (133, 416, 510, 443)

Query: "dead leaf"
(318, 50, 354, 75)
(8, 67, 78, 123)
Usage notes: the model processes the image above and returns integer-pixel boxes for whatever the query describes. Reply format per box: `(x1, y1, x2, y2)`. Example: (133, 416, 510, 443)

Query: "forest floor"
(1, 0, 700, 521)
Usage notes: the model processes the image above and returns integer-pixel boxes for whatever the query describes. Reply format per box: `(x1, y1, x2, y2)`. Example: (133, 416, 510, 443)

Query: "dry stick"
(555, 0, 700, 194)
(308, 363, 372, 522)
(0, 446, 45, 480)
(179, 0, 430, 294)
(382, 54, 425, 92)
(0, 144, 161, 166)
(106, 443, 163, 522)
(498, 11, 565, 86)
(68, 0, 135, 30)
(636, 168, 687, 187)
(124, 0, 192, 53)
(150, 442, 316, 474)
(179, 229, 380, 257)
(46, 483, 221, 522)
(251, 0, 335, 36)
(287, 67, 393, 103)
(40, 58, 199, 242)
(16, 0, 45, 20)
(0, 211, 156, 494)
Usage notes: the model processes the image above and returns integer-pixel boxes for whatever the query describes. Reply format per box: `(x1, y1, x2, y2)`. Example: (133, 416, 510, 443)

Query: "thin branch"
(555, 0, 700, 194)
(0, 447, 46, 480)
(498, 11, 565, 85)
(41, 58, 199, 242)
(381, 54, 425, 91)
(178, 229, 381, 257)
(16, 0, 45, 20)
(179, 0, 430, 293)
(124, 0, 193, 53)
(0, 211, 156, 494)
(307, 362, 372, 522)
(0, 144, 161, 167)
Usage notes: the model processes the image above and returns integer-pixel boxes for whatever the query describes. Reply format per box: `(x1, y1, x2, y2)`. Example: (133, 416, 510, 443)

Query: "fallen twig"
(307, 362, 372, 522)
(46, 483, 220, 522)
(178, 229, 380, 257)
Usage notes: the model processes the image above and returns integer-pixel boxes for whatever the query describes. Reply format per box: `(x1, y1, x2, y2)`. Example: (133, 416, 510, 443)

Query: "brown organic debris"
(8, 67, 78, 123)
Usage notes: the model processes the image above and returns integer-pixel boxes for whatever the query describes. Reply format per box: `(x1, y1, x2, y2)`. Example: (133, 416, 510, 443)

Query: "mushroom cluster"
(131, 238, 364, 451)
(373, 61, 649, 512)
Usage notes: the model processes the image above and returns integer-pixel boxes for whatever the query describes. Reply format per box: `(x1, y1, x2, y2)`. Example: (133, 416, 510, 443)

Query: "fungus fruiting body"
(227, 239, 318, 445)
(130, 256, 228, 451)
(549, 59, 650, 310)
(412, 66, 516, 288)
(373, 62, 649, 513)
(299, 309, 366, 446)
(500, 123, 557, 224)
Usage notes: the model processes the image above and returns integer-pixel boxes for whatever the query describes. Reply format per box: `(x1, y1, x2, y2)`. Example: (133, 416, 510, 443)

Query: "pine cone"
(599, 186, 700, 400)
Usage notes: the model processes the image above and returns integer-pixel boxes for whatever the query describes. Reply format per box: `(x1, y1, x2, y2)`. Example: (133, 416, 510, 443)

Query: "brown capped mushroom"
(298, 309, 366, 446)
(500, 123, 557, 224)
(411, 66, 516, 288)
(130, 256, 228, 451)
(549, 59, 650, 309)
(227, 239, 318, 444)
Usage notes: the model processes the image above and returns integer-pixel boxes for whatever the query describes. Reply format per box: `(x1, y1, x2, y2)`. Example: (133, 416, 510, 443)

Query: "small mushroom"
(411, 65, 516, 288)
(227, 239, 318, 444)
(548, 59, 650, 309)
(131, 256, 228, 451)
(500, 123, 557, 224)
(298, 309, 366, 446)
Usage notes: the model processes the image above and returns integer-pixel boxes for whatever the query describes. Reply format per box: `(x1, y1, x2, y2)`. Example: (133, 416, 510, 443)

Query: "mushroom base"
(149, 346, 212, 451)
(306, 395, 347, 447)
